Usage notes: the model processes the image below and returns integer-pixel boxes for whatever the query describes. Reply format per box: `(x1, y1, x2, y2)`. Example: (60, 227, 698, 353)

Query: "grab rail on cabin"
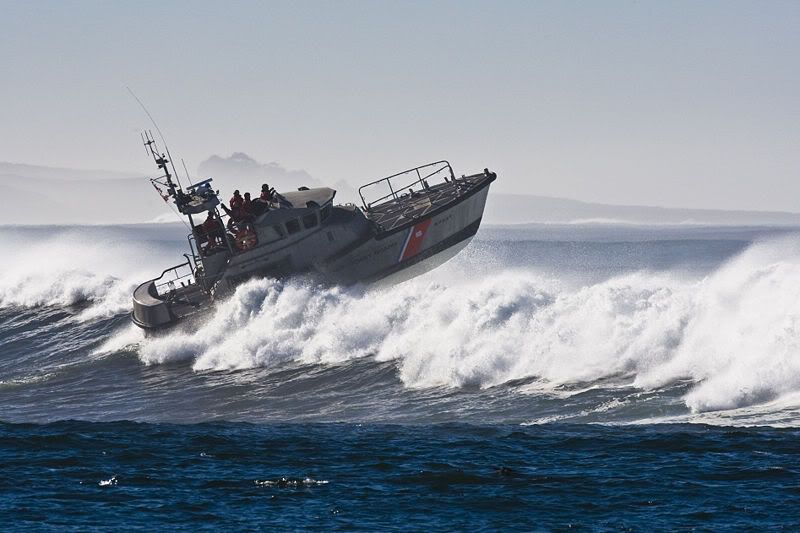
(186, 234, 201, 271)
(358, 161, 456, 210)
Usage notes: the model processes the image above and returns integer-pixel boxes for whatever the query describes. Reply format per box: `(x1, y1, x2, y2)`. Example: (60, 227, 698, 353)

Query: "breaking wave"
(136, 236, 800, 415)
(0, 226, 179, 320)
(4, 223, 800, 419)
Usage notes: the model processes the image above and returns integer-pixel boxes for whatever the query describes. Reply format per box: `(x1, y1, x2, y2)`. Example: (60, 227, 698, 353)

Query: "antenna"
(126, 87, 168, 150)
(142, 129, 177, 196)
(181, 158, 194, 186)
(165, 145, 184, 190)
(130, 89, 219, 221)
(127, 87, 184, 190)
(140, 132, 150, 156)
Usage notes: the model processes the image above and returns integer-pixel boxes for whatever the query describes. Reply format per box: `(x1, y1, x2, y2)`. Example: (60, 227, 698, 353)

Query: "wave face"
(3, 223, 800, 426)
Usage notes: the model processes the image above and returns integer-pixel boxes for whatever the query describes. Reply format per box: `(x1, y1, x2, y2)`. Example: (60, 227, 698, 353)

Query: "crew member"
(240, 192, 255, 222)
(230, 190, 244, 213)
(201, 211, 221, 248)
(260, 183, 274, 202)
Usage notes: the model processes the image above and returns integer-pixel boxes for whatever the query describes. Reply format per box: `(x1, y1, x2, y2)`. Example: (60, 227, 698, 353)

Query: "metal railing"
(358, 161, 455, 210)
(153, 260, 196, 297)
(186, 234, 201, 270)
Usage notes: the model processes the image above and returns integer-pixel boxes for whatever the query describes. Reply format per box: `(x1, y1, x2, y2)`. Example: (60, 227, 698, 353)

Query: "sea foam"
(0, 226, 178, 320)
(138, 236, 800, 414)
(6, 224, 800, 416)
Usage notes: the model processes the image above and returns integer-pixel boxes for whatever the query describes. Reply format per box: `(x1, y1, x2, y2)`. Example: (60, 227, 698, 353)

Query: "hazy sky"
(1, 1, 798, 210)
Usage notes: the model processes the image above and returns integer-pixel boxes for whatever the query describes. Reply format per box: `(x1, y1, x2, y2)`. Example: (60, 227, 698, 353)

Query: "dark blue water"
(3, 223, 800, 529)
(3, 422, 800, 531)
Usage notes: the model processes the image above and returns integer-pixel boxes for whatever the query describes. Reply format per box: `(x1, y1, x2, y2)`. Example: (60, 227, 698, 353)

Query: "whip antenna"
(126, 86, 183, 189)
(181, 158, 194, 186)
(126, 86, 167, 150)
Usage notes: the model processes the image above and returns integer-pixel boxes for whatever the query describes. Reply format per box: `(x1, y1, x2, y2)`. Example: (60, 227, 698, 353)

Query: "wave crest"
(0, 226, 178, 320)
(138, 237, 800, 415)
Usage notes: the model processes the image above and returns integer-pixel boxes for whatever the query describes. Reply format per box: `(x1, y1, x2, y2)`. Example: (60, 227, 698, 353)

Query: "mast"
(141, 131, 231, 265)
(142, 130, 219, 216)
(142, 130, 180, 201)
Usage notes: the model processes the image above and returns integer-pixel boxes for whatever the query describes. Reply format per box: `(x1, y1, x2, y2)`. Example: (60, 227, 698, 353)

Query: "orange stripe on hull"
(398, 219, 433, 262)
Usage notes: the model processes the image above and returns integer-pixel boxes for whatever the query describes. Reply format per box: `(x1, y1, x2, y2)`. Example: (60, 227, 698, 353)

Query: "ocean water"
(3, 222, 800, 529)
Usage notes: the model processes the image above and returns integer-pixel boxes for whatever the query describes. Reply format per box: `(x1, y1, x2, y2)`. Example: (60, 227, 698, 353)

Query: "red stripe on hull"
(399, 219, 433, 262)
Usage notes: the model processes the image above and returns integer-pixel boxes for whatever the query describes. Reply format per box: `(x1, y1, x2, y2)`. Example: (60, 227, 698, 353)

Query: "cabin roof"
(280, 187, 336, 208)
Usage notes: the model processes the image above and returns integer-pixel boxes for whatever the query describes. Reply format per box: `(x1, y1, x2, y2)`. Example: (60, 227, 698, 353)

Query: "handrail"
(153, 260, 195, 296)
(358, 160, 455, 210)
(186, 234, 198, 270)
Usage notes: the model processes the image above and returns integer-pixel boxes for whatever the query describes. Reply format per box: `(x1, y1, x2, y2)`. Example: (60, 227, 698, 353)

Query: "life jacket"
(230, 195, 244, 211)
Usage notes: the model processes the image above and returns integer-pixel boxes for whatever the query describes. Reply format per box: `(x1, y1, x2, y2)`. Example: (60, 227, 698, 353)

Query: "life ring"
(235, 229, 257, 250)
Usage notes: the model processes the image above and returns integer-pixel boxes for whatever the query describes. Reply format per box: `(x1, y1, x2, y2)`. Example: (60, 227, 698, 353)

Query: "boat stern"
(132, 279, 174, 330)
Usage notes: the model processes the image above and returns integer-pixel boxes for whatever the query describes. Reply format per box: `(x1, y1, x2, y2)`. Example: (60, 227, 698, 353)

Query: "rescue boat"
(131, 133, 496, 330)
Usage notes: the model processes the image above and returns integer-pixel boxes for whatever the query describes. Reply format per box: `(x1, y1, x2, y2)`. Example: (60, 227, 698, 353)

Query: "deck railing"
(358, 161, 455, 210)
(153, 260, 195, 297)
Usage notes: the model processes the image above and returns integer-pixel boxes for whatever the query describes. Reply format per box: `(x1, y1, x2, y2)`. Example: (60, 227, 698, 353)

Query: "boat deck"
(364, 172, 493, 233)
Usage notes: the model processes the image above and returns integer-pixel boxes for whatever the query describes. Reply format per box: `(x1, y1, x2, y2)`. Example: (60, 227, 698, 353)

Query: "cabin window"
(303, 212, 319, 229)
(285, 219, 301, 234)
(321, 204, 332, 221)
